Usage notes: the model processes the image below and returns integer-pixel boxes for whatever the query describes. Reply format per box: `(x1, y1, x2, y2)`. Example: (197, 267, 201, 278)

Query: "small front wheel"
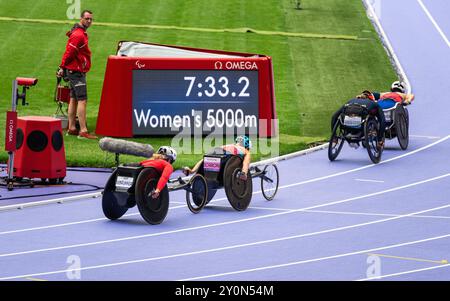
(260, 164, 279, 201)
(328, 121, 345, 161)
(365, 117, 383, 164)
(186, 174, 208, 214)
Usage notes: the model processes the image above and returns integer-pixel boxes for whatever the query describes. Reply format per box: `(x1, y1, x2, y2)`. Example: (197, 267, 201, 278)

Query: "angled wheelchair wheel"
(186, 174, 208, 214)
(135, 168, 169, 225)
(328, 121, 345, 161)
(102, 169, 129, 220)
(364, 117, 383, 164)
(261, 164, 279, 201)
(395, 105, 409, 150)
(223, 156, 253, 211)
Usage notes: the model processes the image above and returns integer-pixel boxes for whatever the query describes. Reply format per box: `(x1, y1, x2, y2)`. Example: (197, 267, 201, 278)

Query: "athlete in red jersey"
(379, 81, 414, 105)
(140, 146, 177, 199)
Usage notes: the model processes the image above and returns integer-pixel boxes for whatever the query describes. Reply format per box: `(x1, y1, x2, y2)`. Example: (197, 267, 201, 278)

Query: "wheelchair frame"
(328, 106, 384, 164)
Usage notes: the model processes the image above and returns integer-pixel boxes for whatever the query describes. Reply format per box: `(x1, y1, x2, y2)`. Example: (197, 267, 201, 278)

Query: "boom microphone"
(99, 137, 154, 158)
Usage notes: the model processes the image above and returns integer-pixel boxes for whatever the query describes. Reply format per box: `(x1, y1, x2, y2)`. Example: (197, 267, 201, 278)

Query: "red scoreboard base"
(13, 116, 67, 181)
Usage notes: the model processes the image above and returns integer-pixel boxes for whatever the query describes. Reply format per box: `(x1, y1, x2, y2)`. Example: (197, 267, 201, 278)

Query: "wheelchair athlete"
(375, 81, 415, 109)
(331, 91, 386, 149)
(183, 135, 252, 181)
(139, 146, 177, 199)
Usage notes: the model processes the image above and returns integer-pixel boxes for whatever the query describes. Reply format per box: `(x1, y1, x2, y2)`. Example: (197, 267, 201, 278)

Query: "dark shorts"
(65, 70, 87, 101)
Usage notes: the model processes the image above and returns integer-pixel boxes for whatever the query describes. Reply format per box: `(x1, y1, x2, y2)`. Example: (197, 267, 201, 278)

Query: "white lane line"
(212, 206, 450, 220)
(2, 203, 450, 281)
(303, 209, 450, 220)
(277, 135, 449, 191)
(417, 0, 450, 48)
(354, 179, 385, 183)
(0, 173, 448, 258)
(1, 134, 448, 235)
(0, 197, 228, 236)
(0, 205, 183, 235)
(357, 263, 450, 281)
(0, 215, 137, 235)
(410, 135, 441, 140)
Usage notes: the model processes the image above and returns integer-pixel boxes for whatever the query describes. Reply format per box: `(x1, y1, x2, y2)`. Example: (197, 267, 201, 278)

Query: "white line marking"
(357, 263, 450, 281)
(0, 204, 185, 235)
(277, 135, 449, 191)
(2, 203, 450, 281)
(245, 206, 450, 220)
(410, 135, 441, 140)
(417, 0, 450, 48)
(0, 173, 448, 258)
(354, 179, 385, 183)
(302, 209, 450, 220)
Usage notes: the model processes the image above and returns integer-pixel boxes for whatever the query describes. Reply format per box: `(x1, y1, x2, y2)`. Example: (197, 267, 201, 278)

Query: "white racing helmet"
(391, 81, 406, 93)
(157, 146, 177, 164)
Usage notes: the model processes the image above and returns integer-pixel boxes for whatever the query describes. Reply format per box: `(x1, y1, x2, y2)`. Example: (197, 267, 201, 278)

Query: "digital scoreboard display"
(132, 70, 259, 135)
(95, 42, 277, 138)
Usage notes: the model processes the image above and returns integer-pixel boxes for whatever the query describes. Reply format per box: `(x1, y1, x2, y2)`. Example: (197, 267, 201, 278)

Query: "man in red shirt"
(57, 10, 97, 139)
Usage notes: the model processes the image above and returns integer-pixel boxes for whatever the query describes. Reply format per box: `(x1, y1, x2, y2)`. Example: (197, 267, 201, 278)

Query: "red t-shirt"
(139, 159, 173, 191)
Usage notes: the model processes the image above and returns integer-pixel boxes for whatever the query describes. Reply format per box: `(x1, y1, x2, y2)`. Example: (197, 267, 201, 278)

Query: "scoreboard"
(96, 42, 277, 137)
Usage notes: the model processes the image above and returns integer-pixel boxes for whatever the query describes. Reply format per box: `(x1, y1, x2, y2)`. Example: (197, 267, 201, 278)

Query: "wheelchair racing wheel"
(102, 169, 129, 220)
(261, 164, 279, 201)
(197, 162, 217, 205)
(223, 156, 253, 211)
(395, 105, 409, 150)
(186, 173, 208, 214)
(328, 120, 345, 161)
(364, 117, 383, 164)
(135, 167, 169, 225)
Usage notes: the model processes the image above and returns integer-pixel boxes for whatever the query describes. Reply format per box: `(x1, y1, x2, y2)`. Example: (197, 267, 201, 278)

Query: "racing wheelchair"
(102, 155, 279, 225)
(193, 154, 280, 211)
(102, 164, 210, 225)
(381, 102, 409, 150)
(328, 103, 384, 164)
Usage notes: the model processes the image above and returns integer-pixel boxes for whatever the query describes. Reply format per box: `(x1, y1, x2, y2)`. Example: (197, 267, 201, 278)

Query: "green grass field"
(0, 0, 397, 168)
